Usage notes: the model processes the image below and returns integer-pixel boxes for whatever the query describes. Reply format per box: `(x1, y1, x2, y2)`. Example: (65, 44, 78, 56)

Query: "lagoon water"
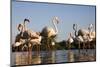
(11, 49, 96, 66)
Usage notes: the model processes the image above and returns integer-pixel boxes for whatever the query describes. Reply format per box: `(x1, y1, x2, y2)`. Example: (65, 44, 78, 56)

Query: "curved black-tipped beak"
(24, 18, 30, 23)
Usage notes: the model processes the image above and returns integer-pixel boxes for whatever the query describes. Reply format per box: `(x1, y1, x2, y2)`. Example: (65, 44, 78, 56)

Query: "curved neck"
(73, 24, 77, 37)
(88, 24, 93, 33)
(23, 21, 28, 31)
(53, 21, 58, 34)
(69, 33, 72, 38)
(18, 24, 23, 33)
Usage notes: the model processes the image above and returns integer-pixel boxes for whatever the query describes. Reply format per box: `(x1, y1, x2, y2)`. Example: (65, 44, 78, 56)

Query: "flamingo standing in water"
(41, 16, 60, 50)
(77, 24, 95, 49)
(73, 24, 85, 49)
(13, 18, 42, 64)
(13, 18, 42, 52)
(73, 23, 96, 49)
(13, 19, 30, 51)
(66, 33, 74, 49)
(87, 24, 96, 48)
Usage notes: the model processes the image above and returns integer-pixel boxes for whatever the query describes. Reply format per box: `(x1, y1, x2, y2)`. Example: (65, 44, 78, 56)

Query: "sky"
(11, 0, 96, 43)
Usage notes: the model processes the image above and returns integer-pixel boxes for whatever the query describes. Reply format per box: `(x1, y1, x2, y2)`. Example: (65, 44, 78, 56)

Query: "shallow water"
(11, 49, 96, 66)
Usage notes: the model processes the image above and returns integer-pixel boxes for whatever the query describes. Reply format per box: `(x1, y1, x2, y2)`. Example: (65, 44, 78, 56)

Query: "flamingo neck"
(23, 22, 28, 31)
(73, 24, 77, 37)
(18, 24, 23, 33)
(89, 24, 93, 33)
(53, 21, 58, 34)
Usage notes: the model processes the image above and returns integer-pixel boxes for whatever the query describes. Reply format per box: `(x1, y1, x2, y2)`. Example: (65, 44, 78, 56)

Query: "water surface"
(11, 49, 96, 66)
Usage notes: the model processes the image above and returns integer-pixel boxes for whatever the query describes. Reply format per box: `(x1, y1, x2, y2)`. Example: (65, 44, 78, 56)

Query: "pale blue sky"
(12, 1, 96, 43)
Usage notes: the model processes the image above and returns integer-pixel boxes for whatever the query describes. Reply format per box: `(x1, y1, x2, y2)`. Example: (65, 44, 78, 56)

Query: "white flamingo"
(41, 16, 60, 38)
(73, 24, 95, 49)
(78, 24, 95, 48)
(87, 24, 96, 48)
(66, 33, 74, 49)
(88, 24, 96, 41)
(13, 19, 30, 48)
(13, 19, 42, 51)
(41, 16, 60, 50)
(73, 24, 86, 49)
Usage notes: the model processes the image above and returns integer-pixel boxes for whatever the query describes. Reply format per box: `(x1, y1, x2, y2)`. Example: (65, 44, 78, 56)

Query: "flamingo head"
(18, 24, 23, 31)
(24, 18, 30, 23)
(53, 16, 60, 24)
(73, 24, 77, 31)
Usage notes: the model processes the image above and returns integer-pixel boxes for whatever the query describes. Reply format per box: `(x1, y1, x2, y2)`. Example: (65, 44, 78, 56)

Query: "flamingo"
(73, 24, 86, 49)
(88, 24, 96, 40)
(87, 24, 96, 48)
(78, 24, 95, 49)
(73, 23, 96, 49)
(13, 18, 42, 51)
(41, 16, 59, 37)
(41, 16, 60, 50)
(13, 19, 30, 50)
(66, 33, 74, 49)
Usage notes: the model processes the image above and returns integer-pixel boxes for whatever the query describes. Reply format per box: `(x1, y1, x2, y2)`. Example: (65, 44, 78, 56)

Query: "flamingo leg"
(88, 42, 90, 49)
(38, 44, 40, 55)
(93, 44, 96, 49)
(83, 43, 85, 49)
(47, 38, 51, 51)
(78, 42, 80, 49)
(27, 43, 32, 64)
(16, 47, 18, 52)
(37, 44, 40, 55)
(68, 43, 71, 49)
(36, 44, 39, 55)
(78, 42, 80, 53)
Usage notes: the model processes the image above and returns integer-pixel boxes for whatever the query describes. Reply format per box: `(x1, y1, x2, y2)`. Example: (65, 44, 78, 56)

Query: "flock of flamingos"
(12, 16, 96, 52)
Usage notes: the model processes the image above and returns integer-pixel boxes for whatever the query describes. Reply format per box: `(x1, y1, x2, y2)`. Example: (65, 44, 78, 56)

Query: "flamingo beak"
(18, 24, 22, 31)
(55, 17, 59, 24)
(56, 20, 59, 24)
(24, 18, 30, 23)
